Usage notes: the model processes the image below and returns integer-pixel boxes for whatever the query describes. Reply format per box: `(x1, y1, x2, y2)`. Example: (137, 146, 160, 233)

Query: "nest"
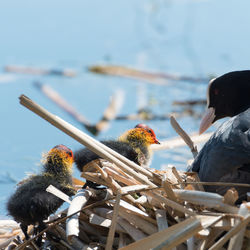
(1, 159, 250, 250)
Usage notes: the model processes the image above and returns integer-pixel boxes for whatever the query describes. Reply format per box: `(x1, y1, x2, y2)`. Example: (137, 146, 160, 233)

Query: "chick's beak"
(199, 107, 216, 134)
(154, 138, 160, 144)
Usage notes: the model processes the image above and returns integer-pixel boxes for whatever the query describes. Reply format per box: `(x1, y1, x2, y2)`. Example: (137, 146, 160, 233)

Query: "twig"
(172, 167, 185, 189)
(34, 82, 92, 128)
(170, 115, 198, 158)
(66, 189, 92, 242)
(172, 181, 250, 188)
(173, 99, 206, 106)
(105, 191, 121, 250)
(46, 185, 72, 204)
(228, 202, 250, 250)
(5, 65, 76, 77)
(146, 191, 196, 216)
(208, 214, 250, 250)
(119, 216, 202, 250)
(95, 89, 124, 133)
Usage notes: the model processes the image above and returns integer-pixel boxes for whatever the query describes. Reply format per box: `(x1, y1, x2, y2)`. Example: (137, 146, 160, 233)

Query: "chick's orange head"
(46, 144, 74, 167)
(135, 124, 160, 145)
(120, 125, 160, 146)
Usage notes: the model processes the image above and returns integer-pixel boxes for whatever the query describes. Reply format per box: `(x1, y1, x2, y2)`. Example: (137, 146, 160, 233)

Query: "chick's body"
(74, 125, 160, 175)
(7, 145, 75, 239)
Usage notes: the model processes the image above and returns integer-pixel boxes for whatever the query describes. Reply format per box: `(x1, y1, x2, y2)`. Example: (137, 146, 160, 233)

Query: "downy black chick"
(74, 124, 160, 188)
(7, 145, 75, 242)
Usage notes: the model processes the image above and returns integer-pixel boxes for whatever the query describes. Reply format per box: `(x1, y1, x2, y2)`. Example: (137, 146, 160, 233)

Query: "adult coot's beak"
(199, 107, 216, 134)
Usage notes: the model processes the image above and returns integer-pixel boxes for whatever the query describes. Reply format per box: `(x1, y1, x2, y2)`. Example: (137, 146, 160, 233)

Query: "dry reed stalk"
(118, 233, 129, 248)
(174, 181, 250, 188)
(80, 172, 107, 187)
(119, 216, 202, 250)
(155, 209, 168, 231)
(117, 218, 147, 241)
(105, 191, 121, 250)
(66, 189, 92, 242)
(35, 83, 124, 136)
(147, 191, 196, 216)
(95, 165, 137, 204)
(34, 82, 93, 128)
(118, 210, 157, 235)
(85, 209, 125, 233)
(162, 176, 178, 202)
(228, 202, 250, 250)
(172, 166, 185, 185)
(103, 166, 141, 186)
(197, 215, 223, 229)
(46, 185, 72, 204)
(170, 116, 198, 158)
(120, 184, 149, 194)
(201, 228, 225, 249)
(173, 189, 224, 207)
(19, 95, 160, 186)
(89, 65, 208, 84)
(209, 214, 250, 250)
(108, 199, 149, 218)
(5, 65, 76, 77)
(95, 89, 124, 133)
(223, 188, 239, 205)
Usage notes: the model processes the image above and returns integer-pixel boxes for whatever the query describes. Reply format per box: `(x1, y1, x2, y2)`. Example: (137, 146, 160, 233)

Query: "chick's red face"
(49, 145, 74, 166)
(145, 128, 160, 144)
(53, 145, 73, 158)
(135, 124, 160, 145)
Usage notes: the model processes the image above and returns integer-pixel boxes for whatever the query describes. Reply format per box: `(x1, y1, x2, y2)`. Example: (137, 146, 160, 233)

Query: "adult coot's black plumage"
(7, 145, 75, 241)
(190, 71, 250, 201)
(74, 124, 160, 188)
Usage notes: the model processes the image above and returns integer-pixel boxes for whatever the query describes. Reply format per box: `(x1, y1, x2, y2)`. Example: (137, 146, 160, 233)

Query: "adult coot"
(190, 71, 250, 201)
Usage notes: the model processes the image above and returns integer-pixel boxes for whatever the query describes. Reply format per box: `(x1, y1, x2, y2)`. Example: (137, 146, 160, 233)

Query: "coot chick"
(190, 71, 250, 201)
(74, 124, 160, 188)
(7, 145, 75, 242)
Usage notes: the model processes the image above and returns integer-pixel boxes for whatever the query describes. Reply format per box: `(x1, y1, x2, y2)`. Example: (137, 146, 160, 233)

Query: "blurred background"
(1, 0, 250, 215)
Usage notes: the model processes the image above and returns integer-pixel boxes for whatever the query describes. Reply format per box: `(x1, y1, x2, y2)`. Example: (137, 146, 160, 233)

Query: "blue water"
(1, 0, 250, 215)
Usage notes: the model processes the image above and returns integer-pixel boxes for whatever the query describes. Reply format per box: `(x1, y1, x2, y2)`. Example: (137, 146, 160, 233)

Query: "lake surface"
(1, 0, 250, 216)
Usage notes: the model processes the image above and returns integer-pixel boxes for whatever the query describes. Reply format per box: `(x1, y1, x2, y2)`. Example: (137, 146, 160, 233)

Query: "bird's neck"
(43, 162, 72, 181)
(119, 137, 152, 166)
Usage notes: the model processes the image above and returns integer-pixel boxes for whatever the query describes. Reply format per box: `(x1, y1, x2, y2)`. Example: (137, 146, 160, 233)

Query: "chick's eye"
(67, 151, 72, 157)
(147, 129, 153, 134)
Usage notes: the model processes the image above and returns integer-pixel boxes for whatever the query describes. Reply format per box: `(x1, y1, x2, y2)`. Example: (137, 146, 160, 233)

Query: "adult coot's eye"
(214, 89, 219, 95)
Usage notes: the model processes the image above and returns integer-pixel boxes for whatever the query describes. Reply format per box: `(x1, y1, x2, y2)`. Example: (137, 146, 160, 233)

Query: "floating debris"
(34, 82, 124, 135)
(5, 65, 76, 77)
(89, 65, 210, 85)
